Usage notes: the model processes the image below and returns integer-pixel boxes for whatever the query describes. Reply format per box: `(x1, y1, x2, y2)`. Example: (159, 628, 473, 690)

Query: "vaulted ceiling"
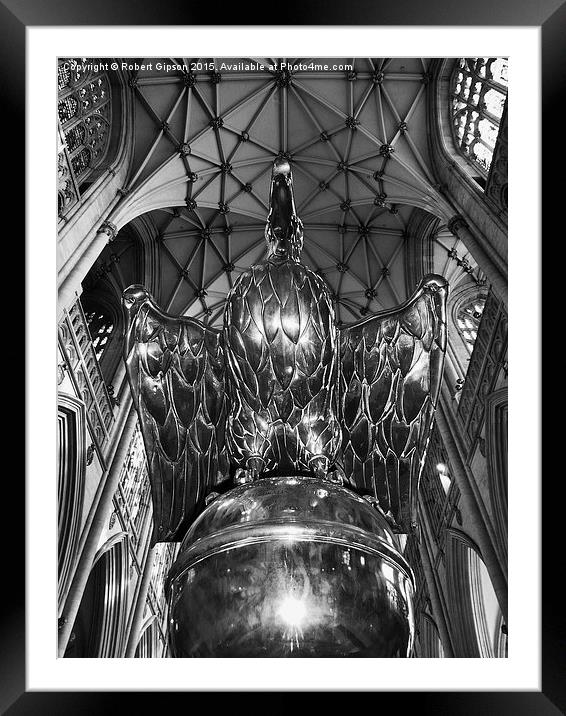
(97, 58, 484, 325)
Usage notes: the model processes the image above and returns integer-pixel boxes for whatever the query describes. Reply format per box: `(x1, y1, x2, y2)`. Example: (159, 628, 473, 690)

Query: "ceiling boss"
(123, 159, 448, 657)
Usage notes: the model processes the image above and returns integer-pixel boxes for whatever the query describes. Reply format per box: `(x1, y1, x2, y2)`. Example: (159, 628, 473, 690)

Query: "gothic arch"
(121, 213, 163, 298)
(445, 528, 503, 657)
(79, 289, 123, 385)
(449, 59, 507, 183)
(81, 213, 159, 305)
(446, 281, 489, 382)
(485, 387, 508, 565)
(417, 612, 444, 658)
(429, 59, 489, 197)
(58, 58, 134, 222)
(65, 533, 130, 658)
(78, 214, 162, 384)
(57, 393, 87, 611)
(404, 208, 439, 290)
(134, 615, 158, 658)
(56, 59, 509, 661)
(428, 58, 508, 269)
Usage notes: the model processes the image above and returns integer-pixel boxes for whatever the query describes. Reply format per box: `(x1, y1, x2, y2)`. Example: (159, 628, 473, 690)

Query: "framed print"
(10, 0, 558, 710)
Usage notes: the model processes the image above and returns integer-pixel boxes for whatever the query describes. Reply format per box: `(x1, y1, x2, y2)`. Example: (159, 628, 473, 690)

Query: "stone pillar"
(65, 393, 133, 572)
(57, 220, 118, 320)
(447, 215, 507, 308)
(417, 525, 455, 657)
(435, 401, 508, 622)
(124, 544, 158, 658)
(58, 406, 137, 656)
(485, 104, 508, 219)
(113, 360, 128, 402)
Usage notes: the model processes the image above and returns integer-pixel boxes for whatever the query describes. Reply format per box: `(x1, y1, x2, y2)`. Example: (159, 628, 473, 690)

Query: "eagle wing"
(338, 274, 448, 532)
(123, 285, 228, 545)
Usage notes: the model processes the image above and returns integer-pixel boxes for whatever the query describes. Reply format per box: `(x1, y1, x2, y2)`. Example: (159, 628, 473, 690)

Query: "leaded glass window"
(71, 148, 92, 178)
(421, 429, 451, 534)
(451, 58, 508, 177)
(57, 58, 111, 194)
(456, 296, 486, 350)
(58, 96, 79, 123)
(58, 62, 72, 91)
(84, 308, 114, 361)
(65, 124, 86, 153)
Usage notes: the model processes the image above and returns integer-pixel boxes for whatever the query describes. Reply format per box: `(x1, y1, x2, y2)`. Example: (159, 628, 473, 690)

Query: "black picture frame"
(12, 0, 559, 711)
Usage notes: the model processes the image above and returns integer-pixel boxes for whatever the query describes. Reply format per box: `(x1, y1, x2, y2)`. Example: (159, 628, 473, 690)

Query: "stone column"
(113, 360, 128, 402)
(447, 215, 507, 308)
(57, 220, 118, 320)
(58, 406, 138, 656)
(435, 401, 508, 622)
(64, 393, 132, 572)
(417, 524, 456, 657)
(124, 544, 157, 658)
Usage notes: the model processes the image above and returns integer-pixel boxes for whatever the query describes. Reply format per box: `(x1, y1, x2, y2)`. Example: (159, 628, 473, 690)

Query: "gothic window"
(71, 148, 93, 178)
(114, 426, 150, 546)
(65, 124, 87, 153)
(456, 295, 486, 351)
(58, 62, 72, 90)
(436, 462, 451, 494)
(84, 307, 114, 362)
(421, 428, 451, 534)
(58, 59, 111, 195)
(149, 543, 179, 606)
(133, 479, 152, 537)
(58, 96, 79, 123)
(135, 542, 179, 657)
(451, 58, 508, 178)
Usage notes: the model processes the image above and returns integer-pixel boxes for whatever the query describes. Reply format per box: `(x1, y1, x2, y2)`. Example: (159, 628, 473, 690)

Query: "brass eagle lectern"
(123, 158, 447, 657)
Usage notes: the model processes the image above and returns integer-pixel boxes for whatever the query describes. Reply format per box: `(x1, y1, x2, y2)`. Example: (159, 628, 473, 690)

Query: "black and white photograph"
(4, 0, 553, 704)
(55, 55, 509, 660)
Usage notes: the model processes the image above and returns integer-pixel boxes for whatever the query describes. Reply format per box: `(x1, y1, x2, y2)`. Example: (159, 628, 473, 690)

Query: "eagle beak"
(267, 159, 297, 259)
(122, 285, 151, 313)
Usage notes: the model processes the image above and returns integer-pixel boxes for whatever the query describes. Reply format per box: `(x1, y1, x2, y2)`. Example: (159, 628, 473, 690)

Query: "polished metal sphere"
(166, 476, 415, 657)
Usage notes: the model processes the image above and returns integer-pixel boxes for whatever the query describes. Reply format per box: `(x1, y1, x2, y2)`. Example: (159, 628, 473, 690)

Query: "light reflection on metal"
(166, 476, 415, 657)
(225, 157, 341, 481)
(123, 159, 447, 657)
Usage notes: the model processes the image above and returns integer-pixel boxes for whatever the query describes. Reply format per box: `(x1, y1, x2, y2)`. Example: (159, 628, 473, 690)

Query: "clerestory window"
(58, 58, 111, 198)
(451, 58, 508, 180)
(456, 296, 486, 352)
(84, 308, 114, 362)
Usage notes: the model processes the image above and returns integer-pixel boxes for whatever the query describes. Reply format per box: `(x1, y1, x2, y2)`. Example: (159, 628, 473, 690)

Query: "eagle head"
(265, 158, 304, 263)
(122, 285, 152, 317)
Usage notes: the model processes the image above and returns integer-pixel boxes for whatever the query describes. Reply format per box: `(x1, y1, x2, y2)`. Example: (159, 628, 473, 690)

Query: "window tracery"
(421, 429, 452, 534)
(84, 307, 114, 362)
(456, 295, 486, 351)
(451, 58, 508, 177)
(58, 59, 111, 194)
(118, 427, 147, 514)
